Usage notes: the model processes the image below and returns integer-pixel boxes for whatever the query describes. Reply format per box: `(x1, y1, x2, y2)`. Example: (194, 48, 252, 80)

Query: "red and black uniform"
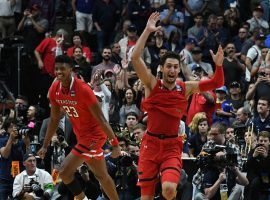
(48, 77, 107, 160)
(138, 65, 224, 196)
(138, 80, 187, 195)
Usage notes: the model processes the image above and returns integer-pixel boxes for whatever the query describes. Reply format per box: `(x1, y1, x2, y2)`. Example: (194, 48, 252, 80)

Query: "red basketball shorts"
(137, 134, 183, 196)
(71, 137, 107, 161)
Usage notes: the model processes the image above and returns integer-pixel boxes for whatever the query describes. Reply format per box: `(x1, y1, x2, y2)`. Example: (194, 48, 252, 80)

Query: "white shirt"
(13, 168, 53, 197)
(246, 45, 261, 81)
(0, 0, 15, 16)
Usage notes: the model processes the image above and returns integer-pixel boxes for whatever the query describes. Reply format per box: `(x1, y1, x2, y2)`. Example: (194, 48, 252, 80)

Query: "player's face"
(55, 63, 72, 83)
(161, 58, 180, 85)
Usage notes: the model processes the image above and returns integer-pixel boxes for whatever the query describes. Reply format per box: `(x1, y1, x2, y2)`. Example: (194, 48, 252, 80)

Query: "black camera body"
(197, 145, 238, 170)
(28, 179, 44, 197)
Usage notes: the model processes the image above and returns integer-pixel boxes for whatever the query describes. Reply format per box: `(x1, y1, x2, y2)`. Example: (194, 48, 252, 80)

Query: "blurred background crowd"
(1, 0, 270, 199)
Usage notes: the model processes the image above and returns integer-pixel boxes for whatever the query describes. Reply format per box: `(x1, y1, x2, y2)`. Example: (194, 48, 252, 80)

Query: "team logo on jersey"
(176, 85, 182, 92)
(70, 90, 75, 97)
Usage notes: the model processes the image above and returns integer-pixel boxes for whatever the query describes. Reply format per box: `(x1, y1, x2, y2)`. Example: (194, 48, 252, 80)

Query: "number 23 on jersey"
(62, 106, 79, 118)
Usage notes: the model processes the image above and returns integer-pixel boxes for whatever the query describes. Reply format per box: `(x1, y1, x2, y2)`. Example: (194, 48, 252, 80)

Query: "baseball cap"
(185, 38, 197, 45)
(104, 69, 115, 77)
(31, 4, 41, 11)
(56, 28, 68, 37)
(23, 153, 35, 162)
(127, 24, 137, 32)
(216, 86, 228, 94)
(192, 46, 202, 54)
(229, 81, 241, 88)
(254, 5, 263, 13)
(192, 64, 208, 75)
(256, 33, 266, 40)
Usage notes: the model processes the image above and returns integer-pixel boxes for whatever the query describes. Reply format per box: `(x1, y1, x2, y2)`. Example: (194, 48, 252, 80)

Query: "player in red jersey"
(38, 55, 120, 200)
(131, 12, 225, 200)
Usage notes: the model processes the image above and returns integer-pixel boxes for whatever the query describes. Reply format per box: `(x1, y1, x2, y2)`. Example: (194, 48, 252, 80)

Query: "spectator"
(188, 117, 209, 157)
(193, 122, 245, 199)
(71, 0, 94, 33)
(12, 153, 54, 199)
(17, 4, 49, 55)
(213, 86, 234, 126)
(252, 97, 270, 133)
(0, 0, 16, 38)
(119, 88, 141, 127)
(91, 47, 120, 84)
(188, 46, 213, 76)
(250, 46, 270, 78)
(223, 43, 246, 89)
(216, 15, 229, 46)
(67, 32, 93, 63)
(224, 7, 241, 37)
(186, 67, 216, 125)
(0, 119, 30, 199)
(160, 0, 184, 39)
(245, 131, 270, 200)
(71, 46, 92, 83)
(228, 81, 245, 111)
(246, 68, 270, 111)
(183, 0, 208, 30)
(34, 28, 68, 111)
(179, 37, 196, 65)
(119, 24, 138, 61)
(234, 106, 252, 127)
(247, 5, 269, 33)
(164, 29, 182, 53)
(200, 14, 219, 63)
(245, 33, 265, 82)
(127, 0, 151, 35)
(233, 27, 248, 55)
(111, 42, 122, 66)
(28, 0, 56, 31)
(92, 0, 120, 51)
(187, 13, 206, 44)
(114, 19, 132, 43)
(133, 123, 146, 144)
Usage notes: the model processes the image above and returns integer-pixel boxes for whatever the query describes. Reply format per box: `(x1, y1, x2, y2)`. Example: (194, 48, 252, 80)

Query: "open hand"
(210, 45, 224, 66)
(146, 12, 162, 33)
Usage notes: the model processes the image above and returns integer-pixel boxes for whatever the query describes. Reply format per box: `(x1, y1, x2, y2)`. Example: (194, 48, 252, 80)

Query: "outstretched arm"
(185, 45, 224, 97)
(131, 12, 161, 90)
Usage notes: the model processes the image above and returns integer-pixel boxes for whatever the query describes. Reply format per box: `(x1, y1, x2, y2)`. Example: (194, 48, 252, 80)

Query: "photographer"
(193, 122, 245, 199)
(245, 131, 270, 200)
(43, 128, 71, 174)
(0, 119, 30, 199)
(13, 154, 54, 200)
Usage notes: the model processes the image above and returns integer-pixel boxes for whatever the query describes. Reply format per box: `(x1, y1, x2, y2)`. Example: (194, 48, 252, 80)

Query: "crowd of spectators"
(0, 0, 270, 199)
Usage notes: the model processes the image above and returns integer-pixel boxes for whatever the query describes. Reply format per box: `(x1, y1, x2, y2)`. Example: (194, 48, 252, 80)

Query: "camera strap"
(11, 161, 20, 178)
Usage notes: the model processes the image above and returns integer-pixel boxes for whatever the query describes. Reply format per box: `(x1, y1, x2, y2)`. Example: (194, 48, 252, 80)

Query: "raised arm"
(185, 45, 224, 97)
(131, 12, 161, 90)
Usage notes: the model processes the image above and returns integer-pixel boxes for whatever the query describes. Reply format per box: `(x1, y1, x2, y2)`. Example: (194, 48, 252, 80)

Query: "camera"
(197, 145, 238, 170)
(28, 178, 44, 197)
(255, 143, 264, 148)
(258, 72, 266, 77)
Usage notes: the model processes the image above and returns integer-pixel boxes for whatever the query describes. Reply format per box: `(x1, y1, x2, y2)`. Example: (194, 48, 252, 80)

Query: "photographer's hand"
(10, 126, 18, 142)
(218, 170, 226, 183)
(23, 192, 35, 200)
(253, 146, 265, 158)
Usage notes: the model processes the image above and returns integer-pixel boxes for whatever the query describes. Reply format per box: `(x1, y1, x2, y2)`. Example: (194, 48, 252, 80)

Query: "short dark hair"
(211, 122, 227, 135)
(160, 51, 180, 66)
(55, 55, 73, 67)
(258, 96, 270, 106)
(2, 118, 16, 131)
(17, 95, 28, 104)
(258, 131, 270, 140)
(133, 123, 146, 131)
(102, 46, 111, 53)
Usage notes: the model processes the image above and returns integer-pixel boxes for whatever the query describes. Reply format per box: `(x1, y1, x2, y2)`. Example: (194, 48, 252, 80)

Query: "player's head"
(55, 55, 73, 82)
(160, 51, 181, 84)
